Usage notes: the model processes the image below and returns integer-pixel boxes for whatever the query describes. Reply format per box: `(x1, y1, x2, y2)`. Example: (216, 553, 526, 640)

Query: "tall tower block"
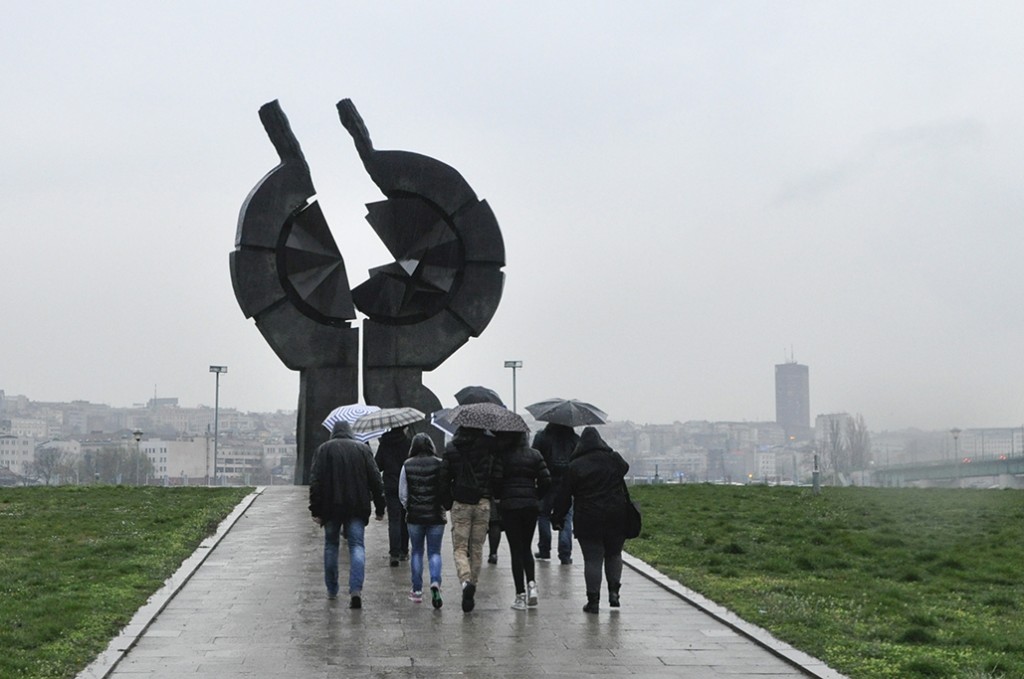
(775, 361, 810, 440)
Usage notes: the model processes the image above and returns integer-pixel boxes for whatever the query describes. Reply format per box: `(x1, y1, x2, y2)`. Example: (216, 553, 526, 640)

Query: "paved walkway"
(80, 486, 846, 679)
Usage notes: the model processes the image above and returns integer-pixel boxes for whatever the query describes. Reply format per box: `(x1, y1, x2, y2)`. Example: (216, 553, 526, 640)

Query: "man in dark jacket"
(532, 423, 580, 564)
(309, 420, 386, 609)
(375, 427, 412, 567)
(442, 426, 500, 612)
(553, 426, 629, 614)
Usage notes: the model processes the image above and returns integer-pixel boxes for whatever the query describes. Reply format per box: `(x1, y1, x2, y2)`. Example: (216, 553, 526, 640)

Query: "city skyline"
(4, 4, 1024, 432)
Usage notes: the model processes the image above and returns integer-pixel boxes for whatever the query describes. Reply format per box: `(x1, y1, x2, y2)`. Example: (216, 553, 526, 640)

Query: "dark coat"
(531, 423, 579, 490)
(375, 428, 412, 493)
(443, 427, 500, 504)
(493, 432, 551, 512)
(552, 426, 629, 539)
(402, 433, 449, 525)
(309, 421, 386, 523)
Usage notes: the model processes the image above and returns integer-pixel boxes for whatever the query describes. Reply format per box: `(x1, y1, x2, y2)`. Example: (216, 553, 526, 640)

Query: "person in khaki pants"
(443, 426, 499, 612)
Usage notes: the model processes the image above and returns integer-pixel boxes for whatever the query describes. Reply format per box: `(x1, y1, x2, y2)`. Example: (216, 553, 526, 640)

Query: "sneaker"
(400, 553, 409, 562)
(526, 581, 538, 606)
(327, 591, 338, 600)
(461, 582, 476, 612)
(534, 551, 550, 560)
(560, 557, 573, 565)
(389, 558, 399, 567)
(408, 590, 423, 603)
(511, 593, 528, 610)
(487, 553, 498, 564)
(430, 584, 443, 609)
(350, 595, 362, 609)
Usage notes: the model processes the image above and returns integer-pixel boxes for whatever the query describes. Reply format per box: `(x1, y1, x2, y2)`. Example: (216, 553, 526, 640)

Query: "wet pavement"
(80, 485, 847, 679)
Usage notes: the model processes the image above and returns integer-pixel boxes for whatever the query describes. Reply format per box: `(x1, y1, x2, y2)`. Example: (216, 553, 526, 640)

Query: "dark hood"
(409, 432, 437, 457)
(330, 420, 357, 439)
(379, 428, 409, 445)
(572, 426, 612, 459)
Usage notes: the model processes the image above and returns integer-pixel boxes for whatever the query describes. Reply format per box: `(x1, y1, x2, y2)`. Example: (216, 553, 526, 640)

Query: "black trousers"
(577, 531, 625, 594)
(501, 507, 538, 594)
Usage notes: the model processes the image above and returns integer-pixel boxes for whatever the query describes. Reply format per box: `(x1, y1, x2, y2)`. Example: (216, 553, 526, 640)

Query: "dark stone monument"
(232, 99, 504, 483)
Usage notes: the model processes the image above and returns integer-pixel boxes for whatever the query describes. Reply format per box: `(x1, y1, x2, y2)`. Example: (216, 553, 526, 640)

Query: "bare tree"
(817, 416, 847, 483)
(31, 447, 66, 486)
(847, 414, 872, 470)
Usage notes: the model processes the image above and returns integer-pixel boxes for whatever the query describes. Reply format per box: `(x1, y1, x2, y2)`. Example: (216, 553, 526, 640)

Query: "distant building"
(775, 361, 810, 440)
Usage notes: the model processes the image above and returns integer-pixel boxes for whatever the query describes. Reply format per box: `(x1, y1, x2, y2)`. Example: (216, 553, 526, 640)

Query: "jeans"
(384, 487, 409, 558)
(407, 522, 445, 592)
(537, 505, 573, 560)
(324, 517, 366, 596)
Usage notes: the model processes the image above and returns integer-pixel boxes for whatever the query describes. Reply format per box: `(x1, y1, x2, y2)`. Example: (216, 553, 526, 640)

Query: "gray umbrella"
(352, 407, 425, 433)
(449, 403, 529, 433)
(524, 399, 608, 427)
(454, 385, 505, 406)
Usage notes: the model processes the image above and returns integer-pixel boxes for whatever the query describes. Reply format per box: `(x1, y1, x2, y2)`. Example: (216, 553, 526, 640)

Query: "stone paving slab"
(80, 485, 846, 679)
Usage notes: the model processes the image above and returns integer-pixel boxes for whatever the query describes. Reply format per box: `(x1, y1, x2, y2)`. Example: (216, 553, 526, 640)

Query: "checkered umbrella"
(352, 407, 426, 433)
(449, 402, 530, 433)
(322, 403, 384, 442)
(525, 399, 608, 427)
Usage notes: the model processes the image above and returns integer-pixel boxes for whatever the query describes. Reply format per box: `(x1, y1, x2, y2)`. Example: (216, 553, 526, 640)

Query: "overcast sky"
(4, 2, 1023, 432)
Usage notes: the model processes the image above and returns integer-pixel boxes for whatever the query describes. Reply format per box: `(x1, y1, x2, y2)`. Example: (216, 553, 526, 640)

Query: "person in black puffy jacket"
(399, 433, 449, 608)
(493, 431, 551, 610)
(552, 426, 629, 614)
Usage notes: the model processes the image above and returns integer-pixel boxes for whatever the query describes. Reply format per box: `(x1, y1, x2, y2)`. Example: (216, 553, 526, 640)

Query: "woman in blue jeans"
(399, 433, 450, 608)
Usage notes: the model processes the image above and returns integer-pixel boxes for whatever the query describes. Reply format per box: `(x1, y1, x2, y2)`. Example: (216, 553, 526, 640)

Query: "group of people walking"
(308, 416, 631, 615)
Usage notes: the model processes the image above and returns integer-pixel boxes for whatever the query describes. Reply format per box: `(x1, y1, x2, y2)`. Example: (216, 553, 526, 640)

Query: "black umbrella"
(454, 385, 505, 406)
(525, 399, 608, 427)
(449, 403, 529, 433)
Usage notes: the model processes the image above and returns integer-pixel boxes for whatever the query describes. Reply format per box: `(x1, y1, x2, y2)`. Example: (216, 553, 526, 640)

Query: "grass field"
(627, 484, 1024, 679)
(0, 485, 251, 679)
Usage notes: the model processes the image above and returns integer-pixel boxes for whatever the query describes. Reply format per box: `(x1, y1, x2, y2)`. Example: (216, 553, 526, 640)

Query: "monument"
(231, 99, 505, 483)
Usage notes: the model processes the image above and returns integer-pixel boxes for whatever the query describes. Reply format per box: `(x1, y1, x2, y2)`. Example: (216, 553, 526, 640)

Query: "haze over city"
(4, 3, 1023, 432)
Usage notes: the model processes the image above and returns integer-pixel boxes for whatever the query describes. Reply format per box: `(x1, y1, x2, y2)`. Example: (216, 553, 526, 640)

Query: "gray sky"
(4, 2, 1023, 431)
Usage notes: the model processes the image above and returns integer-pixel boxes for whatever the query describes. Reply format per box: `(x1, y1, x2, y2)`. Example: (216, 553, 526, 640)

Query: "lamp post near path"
(504, 360, 522, 413)
(210, 366, 227, 485)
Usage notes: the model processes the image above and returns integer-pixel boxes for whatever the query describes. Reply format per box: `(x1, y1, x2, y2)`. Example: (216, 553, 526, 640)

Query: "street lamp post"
(950, 427, 961, 487)
(133, 429, 143, 485)
(210, 366, 228, 485)
(503, 360, 522, 413)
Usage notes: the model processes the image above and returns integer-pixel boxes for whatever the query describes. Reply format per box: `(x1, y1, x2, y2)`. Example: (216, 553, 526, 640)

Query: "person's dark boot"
(583, 591, 600, 614)
(608, 583, 621, 608)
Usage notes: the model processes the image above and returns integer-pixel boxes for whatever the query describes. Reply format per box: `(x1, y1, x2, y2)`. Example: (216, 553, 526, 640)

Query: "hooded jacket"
(493, 432, 551, 512)
(552, 426, 629, 539)
(531, 423, 579, 489)
(400, 433, 449, 525)
(309, 421, 386, 523)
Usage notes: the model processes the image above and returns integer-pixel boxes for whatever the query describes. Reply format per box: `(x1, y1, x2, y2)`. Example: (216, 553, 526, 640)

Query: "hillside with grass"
(628, 485, 1024, 679)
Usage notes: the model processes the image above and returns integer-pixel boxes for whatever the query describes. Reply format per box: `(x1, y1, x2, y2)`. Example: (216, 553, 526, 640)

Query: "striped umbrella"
(352, 407, 426, 434)
(322, 403, 385, 442)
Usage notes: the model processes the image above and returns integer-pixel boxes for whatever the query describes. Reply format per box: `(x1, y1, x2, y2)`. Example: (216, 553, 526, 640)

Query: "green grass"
(628, 484, 1024, 679)
(0, 485, 252, 679)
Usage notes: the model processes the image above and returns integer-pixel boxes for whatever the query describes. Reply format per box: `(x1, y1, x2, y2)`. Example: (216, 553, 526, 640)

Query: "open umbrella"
(352, 407, 426, 433)
(454, 385, 505, 406)
(525, 399, 608, 427)
(430, 408, 459, 437)
(322, 403, 384, 442)
(449, 402, 530, 433)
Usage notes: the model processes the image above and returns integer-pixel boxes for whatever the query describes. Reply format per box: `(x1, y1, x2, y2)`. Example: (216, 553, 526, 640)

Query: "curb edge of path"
(76, 487, 266, 679)
(621, 551, 850, 679)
